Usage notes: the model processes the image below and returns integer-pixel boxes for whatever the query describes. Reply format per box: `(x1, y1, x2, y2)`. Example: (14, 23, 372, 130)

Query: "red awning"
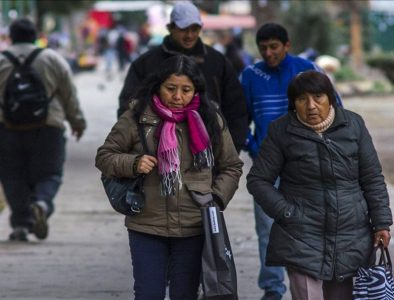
(201, 15, 256, 30)
(89, 10, 114, 29)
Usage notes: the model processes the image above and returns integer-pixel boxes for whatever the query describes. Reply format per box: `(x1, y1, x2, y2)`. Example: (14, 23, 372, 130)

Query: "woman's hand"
(374, 229, 391, 248)
(136, 155, 158, 174)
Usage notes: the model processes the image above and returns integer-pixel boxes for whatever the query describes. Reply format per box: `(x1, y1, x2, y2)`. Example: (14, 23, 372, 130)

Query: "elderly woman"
(247, 70, 392, 300)
(96, 55, 243, 300)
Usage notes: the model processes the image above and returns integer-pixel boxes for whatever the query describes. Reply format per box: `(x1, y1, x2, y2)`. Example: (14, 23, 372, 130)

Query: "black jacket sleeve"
(219, 58, 248, 153)
(118, 63, 141, 118)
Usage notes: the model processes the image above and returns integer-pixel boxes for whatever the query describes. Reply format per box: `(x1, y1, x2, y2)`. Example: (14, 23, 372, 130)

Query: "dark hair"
(255, 23, 288, 45)
(287, 70, 337, 111)
(9, 18, 37, 44)
(133, 55, 225, 145)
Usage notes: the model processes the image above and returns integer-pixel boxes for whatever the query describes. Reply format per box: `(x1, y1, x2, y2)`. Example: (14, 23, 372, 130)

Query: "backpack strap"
(23, 48, 44, 67)
(24, 48, 55, 101)
(1, 50, 20, 67)
(2, 48, 44, 67)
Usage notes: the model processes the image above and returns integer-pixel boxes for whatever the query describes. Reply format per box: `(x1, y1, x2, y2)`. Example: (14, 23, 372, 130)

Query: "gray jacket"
(0, 43, 86, 131)
(247, 107, 392, 281)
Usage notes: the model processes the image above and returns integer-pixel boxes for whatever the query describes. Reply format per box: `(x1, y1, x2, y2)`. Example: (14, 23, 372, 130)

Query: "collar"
(161, 35, 206, 57)
(287, 107, 348, 140)
(264, 53, 291, 71)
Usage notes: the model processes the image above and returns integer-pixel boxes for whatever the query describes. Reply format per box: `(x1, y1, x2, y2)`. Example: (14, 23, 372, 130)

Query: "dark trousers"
(0, 124, 65, 228)
(128, 229, 204, 300)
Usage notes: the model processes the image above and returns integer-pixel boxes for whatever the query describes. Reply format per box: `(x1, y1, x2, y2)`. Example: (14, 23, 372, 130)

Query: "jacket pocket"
(184, 181, 213, 194)
(277, 197, 303, 224)
(185, 182, 213, 206)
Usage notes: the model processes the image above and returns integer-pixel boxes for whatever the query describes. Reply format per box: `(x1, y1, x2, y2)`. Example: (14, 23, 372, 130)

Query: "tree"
(283, 1, 334, 55)
(334, 0, 369, 70)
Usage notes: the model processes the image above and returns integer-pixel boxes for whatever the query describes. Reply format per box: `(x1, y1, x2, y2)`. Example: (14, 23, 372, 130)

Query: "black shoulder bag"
(100, 122, 150, 216)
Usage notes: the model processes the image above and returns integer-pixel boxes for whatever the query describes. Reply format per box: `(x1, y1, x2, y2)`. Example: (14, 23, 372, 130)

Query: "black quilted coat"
(247, 107, 392, 281)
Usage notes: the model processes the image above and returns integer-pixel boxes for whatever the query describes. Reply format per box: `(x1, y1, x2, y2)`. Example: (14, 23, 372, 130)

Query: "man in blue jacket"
(241, 23, 342, 300)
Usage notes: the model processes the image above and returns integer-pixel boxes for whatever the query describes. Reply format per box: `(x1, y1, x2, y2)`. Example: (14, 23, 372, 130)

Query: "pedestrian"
(240, 23, 343, 300)
(247, 70, 392, 299)
(0, 18, 86, 241)
(96, 55, 243, 299)
(118, 1, 248, 153)
(115, 27, 132, 72)
(97, 28, 116, 79)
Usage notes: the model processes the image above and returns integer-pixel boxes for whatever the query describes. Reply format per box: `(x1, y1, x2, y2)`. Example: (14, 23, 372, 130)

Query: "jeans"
(128, 230, 204, 300)
(254, 202, 286, 296)
(0, 125, 65, 228)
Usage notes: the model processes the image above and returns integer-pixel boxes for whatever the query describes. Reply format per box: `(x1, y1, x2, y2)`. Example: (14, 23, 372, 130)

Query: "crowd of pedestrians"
(0, 1, 392, 300)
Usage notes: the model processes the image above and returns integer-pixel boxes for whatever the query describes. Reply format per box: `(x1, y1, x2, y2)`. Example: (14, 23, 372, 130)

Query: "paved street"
(0, 65, 393, 300)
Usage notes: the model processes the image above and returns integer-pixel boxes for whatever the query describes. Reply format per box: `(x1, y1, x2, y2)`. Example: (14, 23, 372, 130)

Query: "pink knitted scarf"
(151, 94, 213, 196)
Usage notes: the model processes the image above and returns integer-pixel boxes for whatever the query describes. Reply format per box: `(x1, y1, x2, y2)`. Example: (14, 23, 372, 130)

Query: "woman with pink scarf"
(96, 55, 243, 299)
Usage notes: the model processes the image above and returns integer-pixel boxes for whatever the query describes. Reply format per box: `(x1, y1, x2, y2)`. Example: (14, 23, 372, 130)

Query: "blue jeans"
(128, 230, 204, 300)
(0, 125, 65, 228)
(254, 202, 286, 296)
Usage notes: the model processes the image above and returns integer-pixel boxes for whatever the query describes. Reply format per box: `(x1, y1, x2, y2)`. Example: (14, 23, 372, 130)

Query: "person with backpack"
(0, 18, 86, 241)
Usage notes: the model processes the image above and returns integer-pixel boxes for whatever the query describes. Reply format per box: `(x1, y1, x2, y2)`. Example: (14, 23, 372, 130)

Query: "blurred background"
(0, 0, 393, 95)
(0, 3, 394, 298)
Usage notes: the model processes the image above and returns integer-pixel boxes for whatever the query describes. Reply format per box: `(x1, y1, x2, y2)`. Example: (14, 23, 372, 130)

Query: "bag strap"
(2, 48, 43, 67)
(370, 242, 392, 268)
(137, 122, 148, 155)
(23, 48, 44, 67)
(379, 244, 392, 268)
(2, 50, 20, 67)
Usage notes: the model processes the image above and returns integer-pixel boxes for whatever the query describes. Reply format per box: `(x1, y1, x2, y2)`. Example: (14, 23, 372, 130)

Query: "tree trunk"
(350, 8, 363, 70)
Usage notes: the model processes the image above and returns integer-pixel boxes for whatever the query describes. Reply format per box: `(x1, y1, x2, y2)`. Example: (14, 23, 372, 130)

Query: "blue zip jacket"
(241, 54, 343, 158)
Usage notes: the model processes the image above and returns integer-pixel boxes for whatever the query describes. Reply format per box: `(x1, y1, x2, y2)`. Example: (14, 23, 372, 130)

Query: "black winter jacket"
(118, 36, 248, 152)
(247, 107, 392, 281)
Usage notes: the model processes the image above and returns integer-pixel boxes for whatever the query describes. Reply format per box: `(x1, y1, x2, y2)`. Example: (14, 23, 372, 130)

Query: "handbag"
(200, 201, 238, 300)
(100, 122, 149, 217)
(101, 174, 145, 216)
(353, 242, 394, 300)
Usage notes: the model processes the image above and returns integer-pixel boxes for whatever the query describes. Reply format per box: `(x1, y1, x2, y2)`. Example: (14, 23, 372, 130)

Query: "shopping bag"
(353, 243, 394, 299)
(200, 202, 238, 300)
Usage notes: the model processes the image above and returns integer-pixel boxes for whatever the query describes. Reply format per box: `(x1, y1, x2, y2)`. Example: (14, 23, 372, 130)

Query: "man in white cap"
(118, 1, 248, 153)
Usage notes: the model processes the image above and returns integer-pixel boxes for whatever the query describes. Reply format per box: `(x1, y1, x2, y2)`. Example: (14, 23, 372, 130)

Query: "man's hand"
(72, 127, 84, 141)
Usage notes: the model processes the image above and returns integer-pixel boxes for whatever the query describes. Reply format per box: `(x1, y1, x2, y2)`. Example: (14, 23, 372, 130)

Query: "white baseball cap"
(170, 2, 203, 29)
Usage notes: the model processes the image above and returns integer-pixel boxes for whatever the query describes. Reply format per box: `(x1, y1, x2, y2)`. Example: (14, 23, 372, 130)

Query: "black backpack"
(1, 48, 51, 128)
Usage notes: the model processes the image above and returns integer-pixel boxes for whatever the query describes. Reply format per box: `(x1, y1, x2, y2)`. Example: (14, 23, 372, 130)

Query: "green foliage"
(372, 81, 390, 93)
(36, 0, 95, 15)
(337, 8, 372, 52)
(368, 11, 394, 52)
(366, 53, 394, 85)
(282, 1, 334, 55)
(334, 65, 363, 82)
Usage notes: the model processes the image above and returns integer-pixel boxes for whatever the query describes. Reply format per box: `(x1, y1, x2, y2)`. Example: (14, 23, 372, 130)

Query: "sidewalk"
(0, 67, 393, 299)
